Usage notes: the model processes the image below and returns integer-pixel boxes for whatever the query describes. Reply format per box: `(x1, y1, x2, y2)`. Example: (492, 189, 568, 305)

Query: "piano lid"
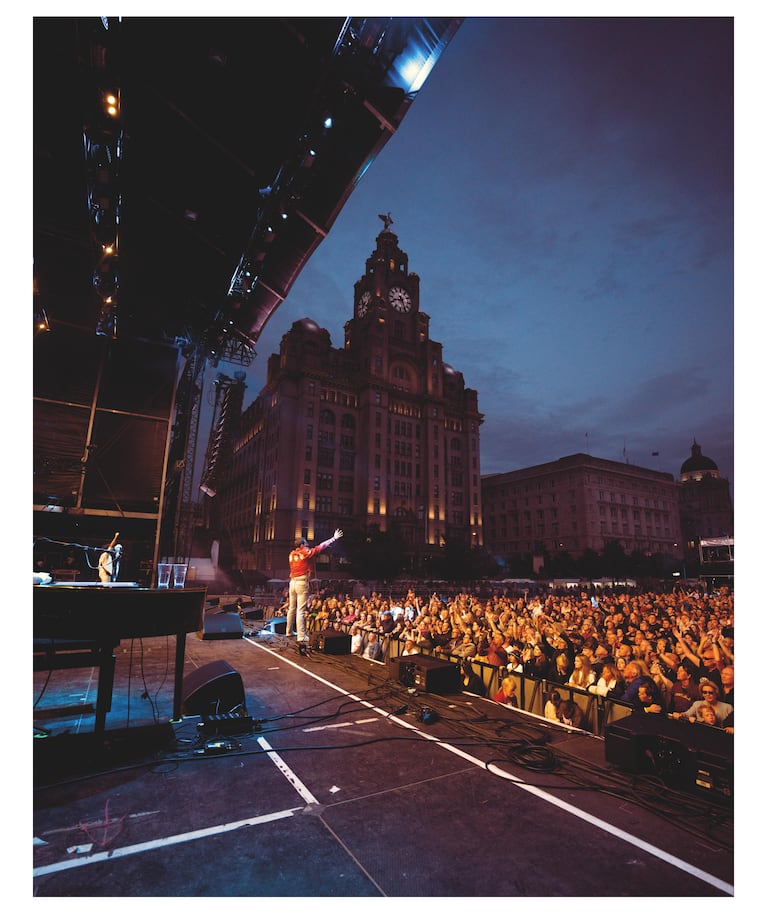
(34, 584, 206, 639)
(51, 581, 140, 587)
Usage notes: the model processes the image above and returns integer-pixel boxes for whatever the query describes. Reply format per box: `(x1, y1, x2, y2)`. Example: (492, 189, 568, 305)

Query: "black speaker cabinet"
(604, 712, 733, 802)
(389, 654, 461, 693)
(199, 611, 243, 640)
(312, 629, 351, 655)
(182, 660, 245, 716)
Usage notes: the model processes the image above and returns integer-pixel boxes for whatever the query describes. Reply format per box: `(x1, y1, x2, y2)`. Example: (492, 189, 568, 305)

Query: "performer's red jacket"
(288, 538, 335, 578)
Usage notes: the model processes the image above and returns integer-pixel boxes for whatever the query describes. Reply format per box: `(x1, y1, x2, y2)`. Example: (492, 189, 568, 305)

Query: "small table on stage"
(34, 583, 206, 732)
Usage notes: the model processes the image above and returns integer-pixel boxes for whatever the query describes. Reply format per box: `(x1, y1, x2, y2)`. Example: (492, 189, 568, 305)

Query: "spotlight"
(34, 306, 51, 333)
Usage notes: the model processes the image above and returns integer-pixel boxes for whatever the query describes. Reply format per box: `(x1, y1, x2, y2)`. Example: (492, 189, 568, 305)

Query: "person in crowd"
(588, 661, 622, 698)
(558, 699, 584, 729)
(634, 677, 666, 715)
(485, 634, 509, 668)
(695, 641, 725, 688)
(720, 664, 734, 707)
(493, 675, 518, 706)
(363, 631, 383, 661)
(591, 643, 611, 679)
(544, 689, 562, 721)
(566, 654, 596, 690)
(541, 623, 576, 676)
(523, 644, 550, 680)
(452, 631, 477, 659)
(549, 652, 572, 684)
(670, 679, 733, 725)
(287, 528, 342, 643)
(647, 658, 671, 706)
(696, 701, 724, 729)
(663, 664, 702, 714)
(401, 638, 420, 656)
(620, 660, 651, 707)
(349, 623, 364, 655)
(461, 660, 486, 695)
(671, 627, 723, 690)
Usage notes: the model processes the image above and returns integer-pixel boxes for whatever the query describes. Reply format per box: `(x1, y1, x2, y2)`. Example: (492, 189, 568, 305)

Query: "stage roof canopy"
(34, 17, 462, 362)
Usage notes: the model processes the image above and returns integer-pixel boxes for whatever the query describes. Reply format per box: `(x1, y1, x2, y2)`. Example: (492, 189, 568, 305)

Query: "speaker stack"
(389, 654, 461, 693)
(181, 660, 246, 716)
(311, 629, 351, 655)
(198, 610, 244, 640)
(604, 712, 733, 803)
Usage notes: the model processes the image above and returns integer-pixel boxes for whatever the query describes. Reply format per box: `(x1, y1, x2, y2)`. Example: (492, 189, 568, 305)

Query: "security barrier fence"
(307, 620, 635, 736)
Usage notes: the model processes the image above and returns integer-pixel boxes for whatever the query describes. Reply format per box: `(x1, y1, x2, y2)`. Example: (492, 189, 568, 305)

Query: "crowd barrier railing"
(308, 619, 635, 737)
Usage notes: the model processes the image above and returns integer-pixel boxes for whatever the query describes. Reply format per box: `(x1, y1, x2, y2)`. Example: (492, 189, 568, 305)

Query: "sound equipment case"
(389, 654, 461, 693)
(604, 713, 733, 802)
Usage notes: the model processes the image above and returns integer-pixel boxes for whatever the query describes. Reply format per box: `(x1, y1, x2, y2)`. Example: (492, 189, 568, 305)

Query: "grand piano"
(34, 583, 206, 732)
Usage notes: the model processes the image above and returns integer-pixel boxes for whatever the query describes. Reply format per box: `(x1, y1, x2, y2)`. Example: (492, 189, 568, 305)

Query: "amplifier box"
(182, 660, 245, 717)
(312, 629, 351, 655)
(198, 713, 256, 736)
(199, 611, 243, 640)
(605, 713, 733, 803)
(390, 654, 461, 693)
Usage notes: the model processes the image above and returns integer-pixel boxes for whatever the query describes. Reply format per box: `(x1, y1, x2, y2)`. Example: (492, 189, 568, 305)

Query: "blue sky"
(204, 14, 736, 490)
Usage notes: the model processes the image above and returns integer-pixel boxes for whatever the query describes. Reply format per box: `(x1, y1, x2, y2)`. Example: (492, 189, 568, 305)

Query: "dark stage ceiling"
(34, 17, 463, 361)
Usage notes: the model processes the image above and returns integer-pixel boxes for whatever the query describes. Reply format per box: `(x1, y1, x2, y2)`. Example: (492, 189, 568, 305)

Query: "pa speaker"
(311, 629, 351, 655)
(182, 660, 245, 716)
(389, 654, 461, 693)
(604, 713, 733, 802)
(199, 611, 243, 640)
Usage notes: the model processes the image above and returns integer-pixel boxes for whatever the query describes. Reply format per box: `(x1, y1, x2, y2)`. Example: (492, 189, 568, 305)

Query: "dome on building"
(680, 439, 720, 481)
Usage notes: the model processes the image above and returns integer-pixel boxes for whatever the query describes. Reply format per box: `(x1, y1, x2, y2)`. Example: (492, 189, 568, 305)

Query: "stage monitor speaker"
(199, 611, 243, 640)
(312, 629, 351, 655)
(604, 712, 733, 803)
(182, 660, 245, 717)
(389, 654, 461, 693)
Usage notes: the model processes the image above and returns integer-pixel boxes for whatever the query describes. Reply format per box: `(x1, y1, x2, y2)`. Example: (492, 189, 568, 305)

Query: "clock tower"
(352, 212, 420, 321)
(213, 213, 484, 579)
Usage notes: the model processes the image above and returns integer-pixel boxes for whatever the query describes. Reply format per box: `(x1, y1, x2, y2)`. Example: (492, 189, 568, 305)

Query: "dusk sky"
(200, 14, 737, 492)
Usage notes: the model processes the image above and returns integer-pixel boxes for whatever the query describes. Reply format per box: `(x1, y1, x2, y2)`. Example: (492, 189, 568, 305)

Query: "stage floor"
(31, 618, 735, 899)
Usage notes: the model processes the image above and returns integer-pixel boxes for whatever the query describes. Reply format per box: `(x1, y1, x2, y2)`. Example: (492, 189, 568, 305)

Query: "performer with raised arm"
(98, 532, 123, 583)
(287, 529, 342, 643)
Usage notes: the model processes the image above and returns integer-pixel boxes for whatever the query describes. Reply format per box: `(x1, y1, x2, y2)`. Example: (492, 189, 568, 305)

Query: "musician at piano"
(98, 532, 123, 583)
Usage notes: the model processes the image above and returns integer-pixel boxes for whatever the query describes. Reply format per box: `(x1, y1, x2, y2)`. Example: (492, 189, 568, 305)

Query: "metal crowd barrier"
(308, 620, 634, 738)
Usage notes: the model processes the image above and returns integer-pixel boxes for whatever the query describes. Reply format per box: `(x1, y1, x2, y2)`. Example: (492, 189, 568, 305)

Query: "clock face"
(388, 286, 411, 313)
(357, 290, 372, 317)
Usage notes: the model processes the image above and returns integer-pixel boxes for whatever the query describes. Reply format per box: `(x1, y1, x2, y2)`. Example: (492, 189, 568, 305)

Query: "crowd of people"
(301, 583, 734, 733)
